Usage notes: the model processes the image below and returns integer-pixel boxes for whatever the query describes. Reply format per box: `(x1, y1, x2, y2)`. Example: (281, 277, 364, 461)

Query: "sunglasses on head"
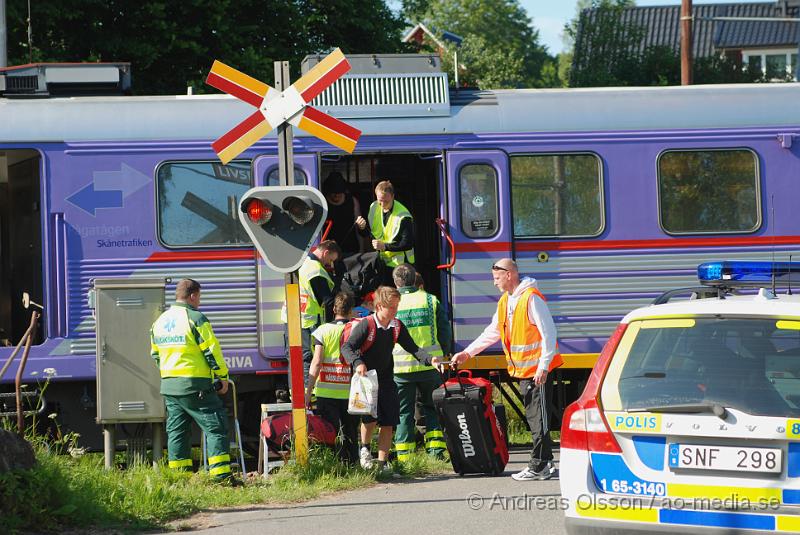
(491, 264, 509, 272)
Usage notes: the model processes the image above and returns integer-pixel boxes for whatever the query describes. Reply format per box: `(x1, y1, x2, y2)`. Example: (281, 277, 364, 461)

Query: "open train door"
(250, 154, 318, 363)
(319, 152, 445, 298)
(0, 150, 44, 346)
(445, 150, 512, 369)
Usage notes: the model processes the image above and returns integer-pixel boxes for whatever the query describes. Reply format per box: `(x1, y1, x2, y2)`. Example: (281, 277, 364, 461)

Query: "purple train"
(1, 64, 799, 446)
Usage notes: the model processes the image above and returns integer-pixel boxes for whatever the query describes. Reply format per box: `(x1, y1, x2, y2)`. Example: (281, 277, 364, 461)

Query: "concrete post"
(103, 424, 116, 469)
(152, 422, 163, 468)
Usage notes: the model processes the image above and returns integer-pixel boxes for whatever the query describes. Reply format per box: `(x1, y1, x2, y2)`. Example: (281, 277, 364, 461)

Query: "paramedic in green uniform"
(150, 278, 232, 481)
(391, 264, 452, 461)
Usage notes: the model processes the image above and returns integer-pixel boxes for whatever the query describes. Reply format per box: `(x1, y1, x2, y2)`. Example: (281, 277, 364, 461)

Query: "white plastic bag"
(348, 369, 379, 418)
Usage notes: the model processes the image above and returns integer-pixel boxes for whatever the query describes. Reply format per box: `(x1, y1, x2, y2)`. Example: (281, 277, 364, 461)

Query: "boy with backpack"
(340, 286, 441, 474)
(306, 292, 359, 464)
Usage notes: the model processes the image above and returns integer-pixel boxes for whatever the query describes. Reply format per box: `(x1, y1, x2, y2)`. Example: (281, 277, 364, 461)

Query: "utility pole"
(0, 0, 7, 67)
(681, 0, 693, 85)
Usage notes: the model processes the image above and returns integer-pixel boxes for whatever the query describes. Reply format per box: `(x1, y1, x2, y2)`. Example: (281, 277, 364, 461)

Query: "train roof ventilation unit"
(0, 63, 132, 97)
(301, 53, 450, 118)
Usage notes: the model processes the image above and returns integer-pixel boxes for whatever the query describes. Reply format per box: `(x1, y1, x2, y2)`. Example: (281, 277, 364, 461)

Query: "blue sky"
(520, 0, 757, 54)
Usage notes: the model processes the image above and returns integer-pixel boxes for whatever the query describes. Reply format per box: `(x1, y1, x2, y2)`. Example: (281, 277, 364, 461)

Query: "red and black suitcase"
(432, 370, 509, 476)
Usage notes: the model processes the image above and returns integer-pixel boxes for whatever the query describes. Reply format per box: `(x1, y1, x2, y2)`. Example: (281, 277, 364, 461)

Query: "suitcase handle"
(437, 363, 467, 398)
(436, 362, 453, 387)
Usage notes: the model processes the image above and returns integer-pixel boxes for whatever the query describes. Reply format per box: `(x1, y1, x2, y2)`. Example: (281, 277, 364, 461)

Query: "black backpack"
(339, 252, 390, 304)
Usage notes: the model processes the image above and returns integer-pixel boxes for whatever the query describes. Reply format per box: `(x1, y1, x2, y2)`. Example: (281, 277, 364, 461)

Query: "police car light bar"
(698, 261, 800, 288)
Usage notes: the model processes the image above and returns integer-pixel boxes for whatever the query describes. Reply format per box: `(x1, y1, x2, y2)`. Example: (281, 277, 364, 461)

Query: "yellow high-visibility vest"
(150, 304, 229, 380)
(313, 321, 351, 399)
(393, 289, 442, 374)
(281, 256, 334, 329)
(368, 199, 415, 267)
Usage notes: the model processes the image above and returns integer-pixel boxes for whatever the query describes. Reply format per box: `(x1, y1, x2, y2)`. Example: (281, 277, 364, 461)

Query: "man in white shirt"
(451, 258, 562, 481)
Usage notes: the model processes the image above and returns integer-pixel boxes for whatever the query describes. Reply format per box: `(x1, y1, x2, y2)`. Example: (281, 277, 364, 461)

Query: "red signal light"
(244, 198, 272, 225)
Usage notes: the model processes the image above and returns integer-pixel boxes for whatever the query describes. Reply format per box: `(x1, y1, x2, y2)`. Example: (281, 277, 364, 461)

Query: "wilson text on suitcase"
(432, 370, 509, 475)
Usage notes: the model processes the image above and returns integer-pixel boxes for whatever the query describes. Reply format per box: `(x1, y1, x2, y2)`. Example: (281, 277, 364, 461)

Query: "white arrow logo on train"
(66, 164, 150, 216)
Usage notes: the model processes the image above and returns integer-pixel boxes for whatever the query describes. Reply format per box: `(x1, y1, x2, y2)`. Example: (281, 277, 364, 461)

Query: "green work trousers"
(394, 369, 446, 461)
(164, 390, 231, 479)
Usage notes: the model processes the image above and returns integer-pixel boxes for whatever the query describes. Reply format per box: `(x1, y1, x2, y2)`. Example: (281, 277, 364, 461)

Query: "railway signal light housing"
(282, 195, 315, 225)
(244, 198, 273, 225)
(238, 186, 328, 273)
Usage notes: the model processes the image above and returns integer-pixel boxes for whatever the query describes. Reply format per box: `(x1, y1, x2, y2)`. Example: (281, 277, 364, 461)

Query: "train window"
(510, 153, 603, 238)
(156, 161, 253, 247)
(459, 164, 499, 238)
(265, 166, 307, 186)
(658, 149, 760, 234)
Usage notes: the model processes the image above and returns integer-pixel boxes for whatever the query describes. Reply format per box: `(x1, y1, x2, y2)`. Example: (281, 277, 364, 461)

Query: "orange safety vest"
(497, 287, 563, 379)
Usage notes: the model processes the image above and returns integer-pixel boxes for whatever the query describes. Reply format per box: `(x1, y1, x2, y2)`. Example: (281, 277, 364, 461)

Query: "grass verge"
(0, 445, 450, 534)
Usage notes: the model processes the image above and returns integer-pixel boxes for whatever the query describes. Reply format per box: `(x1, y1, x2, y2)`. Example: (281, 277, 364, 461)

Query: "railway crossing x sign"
(206, 48, 361, 164)
(205, 50, 363, 469)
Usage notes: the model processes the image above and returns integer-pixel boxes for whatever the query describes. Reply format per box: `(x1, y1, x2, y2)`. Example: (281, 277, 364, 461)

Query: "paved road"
(181, 448, 566, 535)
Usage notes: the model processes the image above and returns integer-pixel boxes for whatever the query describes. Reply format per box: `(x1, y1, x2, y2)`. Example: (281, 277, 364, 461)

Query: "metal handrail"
(435, 217, 456, 269)
(320, 219, 333, 242)
(15, 311, 40, 434)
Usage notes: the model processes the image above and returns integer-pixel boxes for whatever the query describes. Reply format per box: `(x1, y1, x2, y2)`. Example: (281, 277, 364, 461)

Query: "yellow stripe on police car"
(606, 412, 662, 433)
(786, 419, 800, 439)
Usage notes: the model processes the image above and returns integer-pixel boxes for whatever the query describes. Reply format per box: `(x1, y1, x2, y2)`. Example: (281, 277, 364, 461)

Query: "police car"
(560, 261, 800, 534)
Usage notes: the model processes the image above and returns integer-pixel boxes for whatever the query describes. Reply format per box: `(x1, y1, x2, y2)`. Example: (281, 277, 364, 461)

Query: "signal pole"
(208, 50, 360, 468)
(681, 0, 693, 85)
(274, 60, 308, 466)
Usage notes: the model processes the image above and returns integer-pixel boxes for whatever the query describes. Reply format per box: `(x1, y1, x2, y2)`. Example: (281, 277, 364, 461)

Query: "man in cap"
(322, 171, 364, 254)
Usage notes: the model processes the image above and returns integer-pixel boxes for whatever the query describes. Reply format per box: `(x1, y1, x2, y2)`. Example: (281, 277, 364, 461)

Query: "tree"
(567, 0, 644, 87)
(407, 0, 554, 89)
(566, 0, 765, 87)
(301, 0, 406, 60)
(5, 0, 406, 95)
(559, 0, 634, 86)
(439, 36, 526, 88)
(402, 0, 430, 24)
(693, 54, 766, 84)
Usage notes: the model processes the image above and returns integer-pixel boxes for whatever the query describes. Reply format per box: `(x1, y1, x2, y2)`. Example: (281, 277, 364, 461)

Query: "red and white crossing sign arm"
(206, 60, 280, 163)
(206, 49, 361, 164)
(207, 60, 275, 107)
(211, 109, 272, 165)
(289, 106, 360, 154)
(292, 48, 351, 103)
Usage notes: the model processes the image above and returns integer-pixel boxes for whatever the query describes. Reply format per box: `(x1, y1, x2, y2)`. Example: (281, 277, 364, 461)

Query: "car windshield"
(617, 317, 800, 417)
